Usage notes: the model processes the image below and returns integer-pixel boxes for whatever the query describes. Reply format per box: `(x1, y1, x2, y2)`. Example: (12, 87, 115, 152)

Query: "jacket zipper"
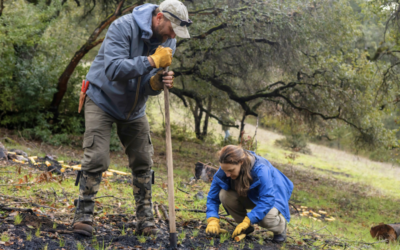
(126, 44, 151, 120)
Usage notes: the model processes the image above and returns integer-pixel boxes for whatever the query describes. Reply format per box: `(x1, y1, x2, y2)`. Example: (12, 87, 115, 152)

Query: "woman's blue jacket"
(206, 151, 294, 224)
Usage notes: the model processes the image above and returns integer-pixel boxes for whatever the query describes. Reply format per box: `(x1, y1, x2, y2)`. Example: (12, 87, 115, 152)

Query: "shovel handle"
(163, 66, 177, 248)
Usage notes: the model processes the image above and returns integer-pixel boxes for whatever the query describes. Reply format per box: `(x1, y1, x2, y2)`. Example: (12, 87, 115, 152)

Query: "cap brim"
(171, 22, 190, 38)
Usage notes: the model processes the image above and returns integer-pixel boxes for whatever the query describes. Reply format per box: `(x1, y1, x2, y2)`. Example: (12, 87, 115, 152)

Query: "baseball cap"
(159, 0, 191, 38)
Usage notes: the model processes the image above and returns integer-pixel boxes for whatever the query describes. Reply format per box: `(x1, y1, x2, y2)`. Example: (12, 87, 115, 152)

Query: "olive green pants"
(81, 97, 153, 174)
(219, 189, 286, 235)
(75, 97, 155, 230)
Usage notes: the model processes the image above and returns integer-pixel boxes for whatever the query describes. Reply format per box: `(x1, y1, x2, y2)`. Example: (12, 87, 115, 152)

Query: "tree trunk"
(239, 112, 247, 144)
(49, 0, 144, 114)
(188, 99, 204, 140)
(0, 0, 5, 17)
(200, 96, 212, 139)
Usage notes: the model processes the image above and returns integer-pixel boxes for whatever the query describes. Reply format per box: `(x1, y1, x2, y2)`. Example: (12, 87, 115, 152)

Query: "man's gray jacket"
(85, 3, 176, 121)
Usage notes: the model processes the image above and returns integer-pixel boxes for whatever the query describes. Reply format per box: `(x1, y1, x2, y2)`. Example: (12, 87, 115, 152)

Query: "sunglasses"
(162, 10, 192, 27)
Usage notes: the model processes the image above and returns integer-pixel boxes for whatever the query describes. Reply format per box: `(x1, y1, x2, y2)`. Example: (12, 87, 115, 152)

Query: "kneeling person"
(205, 145, 294, 243)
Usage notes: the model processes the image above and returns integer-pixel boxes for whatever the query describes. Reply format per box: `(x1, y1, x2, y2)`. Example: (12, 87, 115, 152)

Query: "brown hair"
(218, 145, 253, 197)
(152, 8, 168, 20)
(152, 8, 160, 16)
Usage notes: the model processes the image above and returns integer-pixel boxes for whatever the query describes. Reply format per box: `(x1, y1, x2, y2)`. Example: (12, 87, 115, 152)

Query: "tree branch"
(176, 23, 228, 47)
(170, 88, 239, 128)
(188, 7, 224, 15)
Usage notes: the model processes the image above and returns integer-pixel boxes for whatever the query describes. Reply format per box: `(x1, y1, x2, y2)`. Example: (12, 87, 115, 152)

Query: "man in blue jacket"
(72, 0, 192, 236)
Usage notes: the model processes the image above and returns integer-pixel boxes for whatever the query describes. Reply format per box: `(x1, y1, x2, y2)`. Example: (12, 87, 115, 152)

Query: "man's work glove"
(149, 46, 173, 68)
(150, 70, 174, 91)
(232, 216, 251, 238)
(205, 217, 220, 235)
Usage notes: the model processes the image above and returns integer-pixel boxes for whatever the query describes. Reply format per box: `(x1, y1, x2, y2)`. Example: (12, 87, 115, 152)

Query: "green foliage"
(0, 0, 89, 144)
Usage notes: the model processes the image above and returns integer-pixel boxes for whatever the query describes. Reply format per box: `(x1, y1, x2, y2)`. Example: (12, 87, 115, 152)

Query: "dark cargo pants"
(74, 97, 155, 230)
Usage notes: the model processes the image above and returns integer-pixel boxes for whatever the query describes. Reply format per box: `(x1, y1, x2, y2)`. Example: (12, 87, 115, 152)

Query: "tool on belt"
(78, 80, 90, 113)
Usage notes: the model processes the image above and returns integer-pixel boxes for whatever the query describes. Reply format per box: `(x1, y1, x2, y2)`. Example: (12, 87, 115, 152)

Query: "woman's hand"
(205, 217, 220, 235)
(232, 216, 251, 238)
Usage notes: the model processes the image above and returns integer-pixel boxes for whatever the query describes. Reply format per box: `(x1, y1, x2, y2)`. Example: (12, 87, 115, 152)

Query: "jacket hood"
(132, 3, 158, 40)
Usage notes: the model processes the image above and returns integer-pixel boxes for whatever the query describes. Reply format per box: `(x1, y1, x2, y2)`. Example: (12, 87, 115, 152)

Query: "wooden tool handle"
(163, 67, 176, 234)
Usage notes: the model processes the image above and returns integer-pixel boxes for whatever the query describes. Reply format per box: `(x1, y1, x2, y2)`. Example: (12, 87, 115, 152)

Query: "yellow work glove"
(232, 216, 251, 238)
(149, 46, 173, 68)
(205, 217, 220, 235)
(150, 70, 164, 91)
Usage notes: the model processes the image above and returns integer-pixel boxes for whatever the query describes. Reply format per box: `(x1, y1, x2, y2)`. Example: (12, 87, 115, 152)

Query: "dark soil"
(0, 209, 307, 250)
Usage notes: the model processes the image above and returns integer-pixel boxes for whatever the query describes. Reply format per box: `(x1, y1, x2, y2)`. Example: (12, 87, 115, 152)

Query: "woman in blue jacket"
(205, 145, 294, 243)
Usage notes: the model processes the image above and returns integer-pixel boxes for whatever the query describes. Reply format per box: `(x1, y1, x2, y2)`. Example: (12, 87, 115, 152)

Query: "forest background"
(2, 0, 400, 164)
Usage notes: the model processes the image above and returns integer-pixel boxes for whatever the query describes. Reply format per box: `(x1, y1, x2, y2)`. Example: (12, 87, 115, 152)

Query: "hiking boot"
(73, 222, 95, 236)
(272, 222, 287, 243)
(138, 226, 160, 236)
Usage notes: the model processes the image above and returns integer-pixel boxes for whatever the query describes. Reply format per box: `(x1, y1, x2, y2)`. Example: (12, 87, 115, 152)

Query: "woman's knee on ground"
(258, 208, 286, 234)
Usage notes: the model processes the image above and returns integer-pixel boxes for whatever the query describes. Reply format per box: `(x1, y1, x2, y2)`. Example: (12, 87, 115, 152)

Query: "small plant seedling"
(94, 240, 105, 250)
(26, 231, 32, 241)
(14, 214, 23, 225)
(43, 244, 48, 250)
(258, 236, 264, 245)
(137, 234, 146, 244)
(192, 229, 199, 237)
(1, 232, 10, 242)
(239, 241, 245, 249)
(220, 232, 229, 244)
(150, 233, 157, 241)
(92, 236, 98, 246)
(209, 238, 214, 246)
(121, 224, 126, 236)
(178, 230, 186, 241)
(77, 241, 85, 250)
(248, 242, 254, 249)
(35, 226, 41, 237)
(59, 237, 65, 247)
(53, 222, 57, 229)
(227, 244, 234, 250)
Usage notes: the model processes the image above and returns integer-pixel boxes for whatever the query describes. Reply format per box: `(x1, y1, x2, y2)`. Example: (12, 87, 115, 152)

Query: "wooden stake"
(163, 67, 177, 247)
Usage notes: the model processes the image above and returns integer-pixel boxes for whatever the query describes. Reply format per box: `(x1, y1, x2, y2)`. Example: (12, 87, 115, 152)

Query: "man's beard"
(153, 26, 168, 43)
